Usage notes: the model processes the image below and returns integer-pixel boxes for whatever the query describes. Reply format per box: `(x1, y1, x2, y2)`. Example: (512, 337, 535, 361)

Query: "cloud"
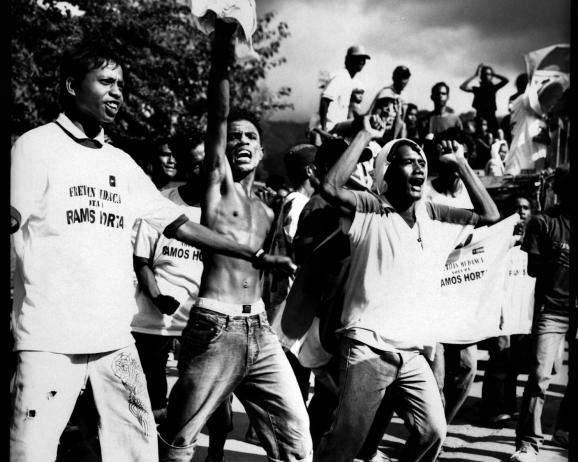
(256, 0, 570, 121)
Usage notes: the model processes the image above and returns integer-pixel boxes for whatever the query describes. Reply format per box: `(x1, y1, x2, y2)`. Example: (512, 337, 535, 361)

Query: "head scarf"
(372, 138, 426, 195)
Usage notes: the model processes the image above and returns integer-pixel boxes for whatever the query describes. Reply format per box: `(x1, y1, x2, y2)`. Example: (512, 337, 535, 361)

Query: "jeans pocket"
(182, 312, 224, 349)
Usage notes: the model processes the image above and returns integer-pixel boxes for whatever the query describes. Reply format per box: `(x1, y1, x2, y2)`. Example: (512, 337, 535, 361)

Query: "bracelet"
(251, 248, 266, 266)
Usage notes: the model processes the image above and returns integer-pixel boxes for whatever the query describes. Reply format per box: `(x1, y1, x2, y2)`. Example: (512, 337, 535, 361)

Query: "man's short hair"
(431, 81, 449, 94)
(406, 103, 418, 113)
(59, 43, 122, 109)
(392, 65, 411, 80)
(284, 144, 317, 186)
(228, 109, 263, 138)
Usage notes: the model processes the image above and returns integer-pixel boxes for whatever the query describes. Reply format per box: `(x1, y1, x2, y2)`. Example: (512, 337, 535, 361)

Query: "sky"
(255, 0, 571, 122)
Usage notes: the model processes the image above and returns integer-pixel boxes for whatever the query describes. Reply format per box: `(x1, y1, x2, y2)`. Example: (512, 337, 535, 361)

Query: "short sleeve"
(425, 201, 479, 248)
(322, 71, 348, 102)
(127, 160, 184, 233)
(133, 218, 160, 259)
(348, 191, 384, 248)
(10, 135, 49, 226)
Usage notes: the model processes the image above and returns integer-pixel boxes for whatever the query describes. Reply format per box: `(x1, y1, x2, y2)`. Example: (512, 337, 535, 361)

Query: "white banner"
(435, 214, 519, 344)
(500, 246, 535, 335)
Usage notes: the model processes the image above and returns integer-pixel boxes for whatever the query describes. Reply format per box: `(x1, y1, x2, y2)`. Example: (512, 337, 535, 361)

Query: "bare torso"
(199, 182, 273, 304)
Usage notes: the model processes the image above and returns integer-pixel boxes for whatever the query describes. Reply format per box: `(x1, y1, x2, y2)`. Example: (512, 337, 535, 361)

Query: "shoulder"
(13, 122, 61, 152)
(424, 201, 477, 226)
(353, 190, 388, 214)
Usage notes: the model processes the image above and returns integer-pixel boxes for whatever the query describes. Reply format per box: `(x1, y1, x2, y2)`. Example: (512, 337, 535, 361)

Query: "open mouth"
(409, 177, 424, 192)
(234, 149, 252, 162)
(104, 102, 120, 114)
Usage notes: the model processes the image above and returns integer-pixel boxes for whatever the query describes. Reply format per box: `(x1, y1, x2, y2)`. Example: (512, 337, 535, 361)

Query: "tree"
(10, 0, 293, 157)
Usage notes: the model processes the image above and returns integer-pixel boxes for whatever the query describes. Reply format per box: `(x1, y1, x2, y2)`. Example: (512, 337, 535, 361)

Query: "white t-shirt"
(342, 192, 477, 352)
(504, 93, 547, 175)
(266, 191, 310, 310)
(10, 114, 185, 354)
(368, 84, 407, 116)
(131, 187, 203, 336)
(321, 68, 355, 130)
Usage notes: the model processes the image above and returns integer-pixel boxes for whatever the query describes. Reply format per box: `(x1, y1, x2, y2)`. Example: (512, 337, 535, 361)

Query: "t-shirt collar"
(55, 113, 106, 146)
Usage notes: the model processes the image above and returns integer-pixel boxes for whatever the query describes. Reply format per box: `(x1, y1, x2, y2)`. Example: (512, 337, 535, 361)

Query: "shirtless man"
(158, 21, 312, 462)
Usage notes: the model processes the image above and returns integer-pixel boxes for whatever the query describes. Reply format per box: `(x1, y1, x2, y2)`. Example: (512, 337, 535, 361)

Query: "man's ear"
(65, 77, 77, 98)
(305, 164, 316, 178)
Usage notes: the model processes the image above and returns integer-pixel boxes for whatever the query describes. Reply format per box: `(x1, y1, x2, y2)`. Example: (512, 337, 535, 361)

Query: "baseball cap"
(346, 45, 371, 60)
(393, 65, 411, 79)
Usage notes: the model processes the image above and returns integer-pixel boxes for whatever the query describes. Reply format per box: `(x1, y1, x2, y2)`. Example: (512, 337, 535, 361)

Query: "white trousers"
(10, 345, 158, 462)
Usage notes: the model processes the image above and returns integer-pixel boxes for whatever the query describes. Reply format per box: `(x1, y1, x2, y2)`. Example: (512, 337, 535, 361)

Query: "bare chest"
(207, 196, 270, 246)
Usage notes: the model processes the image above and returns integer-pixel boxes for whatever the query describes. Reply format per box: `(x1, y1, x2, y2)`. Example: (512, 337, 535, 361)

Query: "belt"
(195, 297, 265, 316)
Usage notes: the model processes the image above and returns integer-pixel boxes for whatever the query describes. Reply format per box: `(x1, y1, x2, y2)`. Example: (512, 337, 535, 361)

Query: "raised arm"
(204, 20, 237, 195)
(459, 64, 482, 92)
(493, 72, 509, 90)
(321, 115, 383, 216)
(437, 140, 500, 226)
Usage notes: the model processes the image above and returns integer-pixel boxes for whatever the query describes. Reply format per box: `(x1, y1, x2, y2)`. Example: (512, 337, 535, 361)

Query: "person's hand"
(437, 140, 466, 167)
(153, 294, 180, 315)
(362, 114, 385, 138)
(214, 19, 237, 65)
(254, 184, 277, 206)
(314, 128, 340, 141)
(477, 63, 484, 75)
(256, 254, 297, 276)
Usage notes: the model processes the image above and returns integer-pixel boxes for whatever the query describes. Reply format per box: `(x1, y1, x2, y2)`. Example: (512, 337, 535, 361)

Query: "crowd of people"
(9, 15, 572, 462)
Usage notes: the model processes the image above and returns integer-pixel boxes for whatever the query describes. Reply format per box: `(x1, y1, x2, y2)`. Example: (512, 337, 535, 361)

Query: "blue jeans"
(515, 310, 569, 452)
(314, 337, 446, 462)
(158, 308, 312, 462)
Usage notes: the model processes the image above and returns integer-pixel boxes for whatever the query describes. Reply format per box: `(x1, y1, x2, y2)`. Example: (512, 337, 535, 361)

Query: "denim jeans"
(314, 337, 446, 462)
(515, 310, 569, 452)
(481, 334, 529, 419)
(158, 308, 312, 462)
(429, 342, 477, 424)
(10, 346, 158, 462)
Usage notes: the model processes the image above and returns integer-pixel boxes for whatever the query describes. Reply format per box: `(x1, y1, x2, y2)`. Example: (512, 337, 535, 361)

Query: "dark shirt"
(472, 83, 498, 115)
(294, 194, 351, 353)
(521, 206, 570, 316)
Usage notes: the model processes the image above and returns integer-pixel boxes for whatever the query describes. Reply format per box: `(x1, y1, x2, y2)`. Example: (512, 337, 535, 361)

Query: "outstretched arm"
(321, 115, 384, 216)
(204, 20, 237, 195)
(170, 219, 296, 275)
(459, 64, 482, 92)
(437, 140, 500, 226)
